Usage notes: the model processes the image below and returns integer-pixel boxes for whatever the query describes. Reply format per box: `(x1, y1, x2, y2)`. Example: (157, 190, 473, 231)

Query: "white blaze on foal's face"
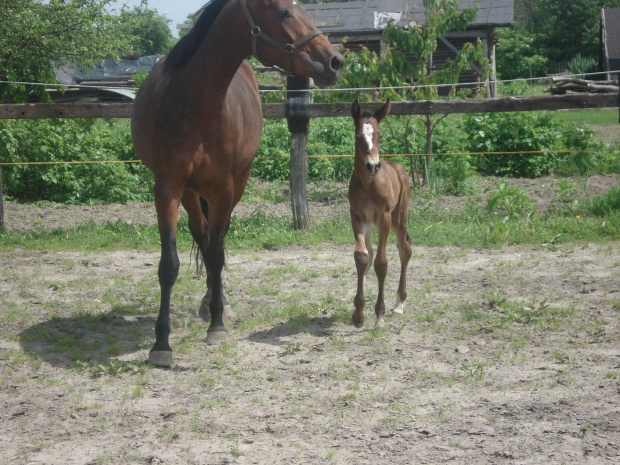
(362, 123, 374, 151)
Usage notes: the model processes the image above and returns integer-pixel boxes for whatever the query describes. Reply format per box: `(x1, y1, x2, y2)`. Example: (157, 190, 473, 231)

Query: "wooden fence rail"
(0, 93, 618, 120)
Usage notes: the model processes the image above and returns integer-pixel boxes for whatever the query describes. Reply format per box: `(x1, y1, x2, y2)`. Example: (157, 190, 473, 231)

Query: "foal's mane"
(165, 0, 230, 69)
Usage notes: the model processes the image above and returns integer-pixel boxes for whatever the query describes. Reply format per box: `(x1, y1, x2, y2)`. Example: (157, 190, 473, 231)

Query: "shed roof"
(602, 8, 620, 71)
(304, 0, 514, 35)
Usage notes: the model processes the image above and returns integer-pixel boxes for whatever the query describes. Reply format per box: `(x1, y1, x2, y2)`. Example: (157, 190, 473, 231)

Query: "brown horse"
(131, 0, 343, 367)
(349, 99, 412, 329)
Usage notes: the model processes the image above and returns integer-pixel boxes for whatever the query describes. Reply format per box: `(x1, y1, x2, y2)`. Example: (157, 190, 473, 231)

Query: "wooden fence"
(0, 87, 618, 230)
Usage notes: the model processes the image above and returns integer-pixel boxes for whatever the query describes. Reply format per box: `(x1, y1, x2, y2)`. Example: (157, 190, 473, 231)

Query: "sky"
(120, 0, 207, 37)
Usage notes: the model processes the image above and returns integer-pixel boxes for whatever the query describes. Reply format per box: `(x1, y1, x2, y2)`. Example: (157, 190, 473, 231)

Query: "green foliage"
(119, 3, 174, 56)
(0, 0, 134, 102)
(495, 26, 548, 79)
(465, 112, 562, 177)
(515, 0, 620, 67)
(252, 118, 355, 182)
(567, 53, 598, 78)
(0, 119, 153, 203)
(485, 180, 536, 223)
(553, 124, 608, 177)
(582, 186, 620, 216)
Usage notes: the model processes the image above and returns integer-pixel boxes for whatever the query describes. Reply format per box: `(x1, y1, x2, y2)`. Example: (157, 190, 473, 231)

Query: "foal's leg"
(148, 182, 182, 367)
(374, 213, 392, 328)
(352, 216, 371, 328)
(392, 226, 411, 314)
(391, 174, 411, 315)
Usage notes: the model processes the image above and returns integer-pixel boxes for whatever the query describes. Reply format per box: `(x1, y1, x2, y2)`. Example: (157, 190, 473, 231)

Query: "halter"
(240, 0, 323, 76)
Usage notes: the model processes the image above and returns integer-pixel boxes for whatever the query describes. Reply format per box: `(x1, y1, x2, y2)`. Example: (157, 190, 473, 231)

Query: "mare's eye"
(279, 8, 291, 19)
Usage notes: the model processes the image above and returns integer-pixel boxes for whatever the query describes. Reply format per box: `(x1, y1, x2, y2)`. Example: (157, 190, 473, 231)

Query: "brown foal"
(348, 99, 412, 329)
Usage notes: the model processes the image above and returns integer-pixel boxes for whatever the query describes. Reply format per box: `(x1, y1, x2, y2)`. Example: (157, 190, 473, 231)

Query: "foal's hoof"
(352, 314, 365, 329)
(199, 297, 235, 322)
(392, 299, 404, 315)
(374, 317, 385, 329)
(206, 329, 229, 345)
(148, 350, 173, 368)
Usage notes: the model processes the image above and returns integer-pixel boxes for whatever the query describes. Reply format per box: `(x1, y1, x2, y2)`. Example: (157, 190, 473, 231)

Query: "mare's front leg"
(352, 216, 371, 328)
(149, 184, 182, 368)
(374, 212, 391, 328)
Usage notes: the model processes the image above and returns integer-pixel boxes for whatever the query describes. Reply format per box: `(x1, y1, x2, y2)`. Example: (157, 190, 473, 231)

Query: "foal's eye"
(279, 8, 291, 19)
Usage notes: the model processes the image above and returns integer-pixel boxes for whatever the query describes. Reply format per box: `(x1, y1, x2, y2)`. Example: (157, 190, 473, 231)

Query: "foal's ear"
(351, 98, 361, 120)
(373, 99, 391, 123)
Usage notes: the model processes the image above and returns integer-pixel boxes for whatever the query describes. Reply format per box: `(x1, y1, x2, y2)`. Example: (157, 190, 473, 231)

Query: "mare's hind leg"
(392, 227, 411, 314)
(148, 182, 182, 368)
(181, 192, 232, 322)
(202, 191, 234, 345)
(351, 216, 371, 328)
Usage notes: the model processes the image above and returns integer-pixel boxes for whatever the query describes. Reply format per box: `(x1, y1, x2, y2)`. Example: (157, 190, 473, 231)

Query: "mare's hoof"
(206, 329, 228, 345)
(148, 350, 173, 368)
(352, 315, 364, 329)
(392, 299, 404, 315)
(374, 317, 385, 329)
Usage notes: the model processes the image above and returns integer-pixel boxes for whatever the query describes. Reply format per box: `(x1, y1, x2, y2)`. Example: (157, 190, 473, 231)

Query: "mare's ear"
(373, 98, 391, 123)
(351, 98, 361, 120)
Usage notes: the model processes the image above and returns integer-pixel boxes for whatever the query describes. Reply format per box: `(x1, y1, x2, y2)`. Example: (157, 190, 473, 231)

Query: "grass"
(545, 108, 619, 127)
(1, 185, 619, 253)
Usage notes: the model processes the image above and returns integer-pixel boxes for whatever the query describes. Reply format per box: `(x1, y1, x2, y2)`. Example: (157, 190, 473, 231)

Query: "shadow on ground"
(18, 307, 157, 368)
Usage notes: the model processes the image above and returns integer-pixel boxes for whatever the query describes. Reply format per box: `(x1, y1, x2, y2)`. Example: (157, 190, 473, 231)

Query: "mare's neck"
(184, 0, 252, 104)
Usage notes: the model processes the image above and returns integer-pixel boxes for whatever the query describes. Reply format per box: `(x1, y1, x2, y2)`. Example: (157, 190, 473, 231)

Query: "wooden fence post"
(286, 75, 310, 230)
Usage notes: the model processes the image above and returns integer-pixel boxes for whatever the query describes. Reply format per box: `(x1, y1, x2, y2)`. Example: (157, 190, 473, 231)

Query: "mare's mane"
(165, 0, 230, 69)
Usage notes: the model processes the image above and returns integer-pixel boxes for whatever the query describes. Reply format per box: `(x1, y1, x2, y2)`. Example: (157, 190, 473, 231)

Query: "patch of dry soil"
(0, 175, 619, 464)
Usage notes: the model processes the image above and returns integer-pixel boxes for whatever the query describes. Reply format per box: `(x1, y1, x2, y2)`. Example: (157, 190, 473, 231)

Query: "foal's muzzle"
(366, 161, 381, 176)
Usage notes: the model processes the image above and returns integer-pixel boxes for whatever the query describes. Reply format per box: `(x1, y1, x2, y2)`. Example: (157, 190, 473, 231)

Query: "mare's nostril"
(366, 162, 372, 172)
(331, 53, 344, 73)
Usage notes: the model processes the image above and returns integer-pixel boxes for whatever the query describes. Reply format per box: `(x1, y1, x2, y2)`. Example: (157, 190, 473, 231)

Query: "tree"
(495, 26, 548, 79)
(119, 2, 174, 56)
(514, 0, 620, 65)
(0, 0, 134, 103)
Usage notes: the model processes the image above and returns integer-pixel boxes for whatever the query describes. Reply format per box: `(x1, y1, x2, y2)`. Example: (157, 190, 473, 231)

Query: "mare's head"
(351, 99, 391, 177)
(242, 0, 343, 87)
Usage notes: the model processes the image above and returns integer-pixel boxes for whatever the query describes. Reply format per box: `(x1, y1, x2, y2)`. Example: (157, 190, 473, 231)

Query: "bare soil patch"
(1, 175, 619, 464)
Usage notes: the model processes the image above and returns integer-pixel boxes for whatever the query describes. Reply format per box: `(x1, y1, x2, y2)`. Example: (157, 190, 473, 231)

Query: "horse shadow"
(17, 305, 160, 369)
(246, 314, 342, 347)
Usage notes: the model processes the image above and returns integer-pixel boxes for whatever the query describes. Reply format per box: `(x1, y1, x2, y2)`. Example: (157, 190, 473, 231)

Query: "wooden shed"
(304, 0, 514, 96)
(601, 8, 620, 80)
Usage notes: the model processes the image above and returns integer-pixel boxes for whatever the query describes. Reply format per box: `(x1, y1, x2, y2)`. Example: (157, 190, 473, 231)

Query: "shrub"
(0, 119, 153, 203)
(465, 112, 562, 178)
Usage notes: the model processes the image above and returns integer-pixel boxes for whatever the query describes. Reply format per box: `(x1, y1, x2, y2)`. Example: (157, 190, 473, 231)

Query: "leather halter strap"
(240, 0, 322, 75)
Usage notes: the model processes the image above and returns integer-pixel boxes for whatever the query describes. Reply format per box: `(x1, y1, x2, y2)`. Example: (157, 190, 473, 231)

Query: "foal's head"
(351, 99, 391, 177)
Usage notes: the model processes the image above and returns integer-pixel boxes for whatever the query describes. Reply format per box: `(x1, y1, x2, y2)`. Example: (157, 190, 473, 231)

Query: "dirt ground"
(1, 175, 619, 464)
